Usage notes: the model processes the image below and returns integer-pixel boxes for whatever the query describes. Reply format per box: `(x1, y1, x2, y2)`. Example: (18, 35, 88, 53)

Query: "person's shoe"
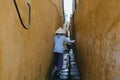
(56, 74, 60, 79)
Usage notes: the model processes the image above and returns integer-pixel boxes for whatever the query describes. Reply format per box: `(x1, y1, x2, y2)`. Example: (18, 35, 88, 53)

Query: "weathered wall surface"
(74, 0, 120, 80)
(0, 0, 63, 80)
(76, 0, 80, 5)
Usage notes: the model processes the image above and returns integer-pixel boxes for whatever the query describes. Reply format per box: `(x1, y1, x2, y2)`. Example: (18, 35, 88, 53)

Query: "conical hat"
(55, 27, 66, 33)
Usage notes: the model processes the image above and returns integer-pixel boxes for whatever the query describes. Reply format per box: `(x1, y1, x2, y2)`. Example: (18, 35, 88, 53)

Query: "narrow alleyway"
(1, 0, 120, 80)
(50, 0, 81, 79)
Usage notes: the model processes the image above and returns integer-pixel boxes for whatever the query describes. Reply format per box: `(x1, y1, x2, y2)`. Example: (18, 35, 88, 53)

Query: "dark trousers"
(54, 52, 63, 71)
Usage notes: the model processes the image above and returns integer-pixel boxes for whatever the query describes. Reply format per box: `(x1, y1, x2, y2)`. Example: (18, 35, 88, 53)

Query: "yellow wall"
(76, 0, 80, 5)
(0, 0, 63, 80)
(74, 0, 120, 80)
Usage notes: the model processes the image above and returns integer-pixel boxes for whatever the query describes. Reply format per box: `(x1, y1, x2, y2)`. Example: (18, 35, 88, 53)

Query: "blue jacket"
(53, 35, 74, 53)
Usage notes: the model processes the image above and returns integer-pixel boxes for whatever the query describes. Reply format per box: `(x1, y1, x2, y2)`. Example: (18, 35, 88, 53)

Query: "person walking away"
(53, 27, 75, 76)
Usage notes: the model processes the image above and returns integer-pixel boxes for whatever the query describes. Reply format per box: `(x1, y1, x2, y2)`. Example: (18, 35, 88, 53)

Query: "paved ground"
(51, 49, 80, 80)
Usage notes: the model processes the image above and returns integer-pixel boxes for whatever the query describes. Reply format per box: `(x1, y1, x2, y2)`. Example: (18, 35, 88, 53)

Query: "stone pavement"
(51, 49, 80, 80)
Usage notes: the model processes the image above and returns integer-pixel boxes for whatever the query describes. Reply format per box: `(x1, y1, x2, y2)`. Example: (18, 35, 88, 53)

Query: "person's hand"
(72, 40, 75, 42)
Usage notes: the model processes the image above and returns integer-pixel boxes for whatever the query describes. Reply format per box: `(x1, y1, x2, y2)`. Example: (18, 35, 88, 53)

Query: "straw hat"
(55, 27, 66, 34)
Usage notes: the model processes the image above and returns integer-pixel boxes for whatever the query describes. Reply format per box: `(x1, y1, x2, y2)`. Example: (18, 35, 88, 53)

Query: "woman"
(53, 27, 75, 75)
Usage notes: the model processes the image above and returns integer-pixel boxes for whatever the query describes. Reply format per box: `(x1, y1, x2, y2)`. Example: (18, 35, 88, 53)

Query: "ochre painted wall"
(76, 0, 80, 5)
(74, 0, 120, 80)
(0, 0, 63, 80)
